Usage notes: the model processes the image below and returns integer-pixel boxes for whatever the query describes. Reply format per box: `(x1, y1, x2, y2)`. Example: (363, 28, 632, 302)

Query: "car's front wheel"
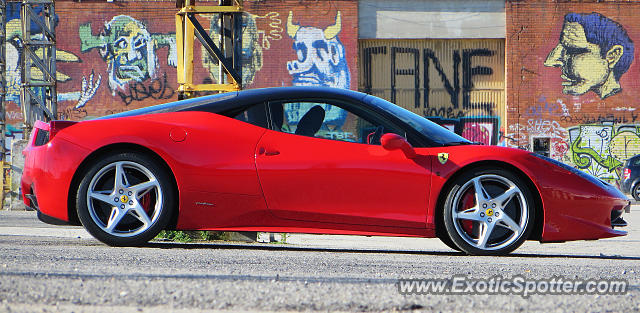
(76, 152, 175, 246)
(443, 167, 535, 256)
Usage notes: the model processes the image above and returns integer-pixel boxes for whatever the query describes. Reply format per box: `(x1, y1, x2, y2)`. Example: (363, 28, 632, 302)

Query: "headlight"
(530, 153, 606, 188)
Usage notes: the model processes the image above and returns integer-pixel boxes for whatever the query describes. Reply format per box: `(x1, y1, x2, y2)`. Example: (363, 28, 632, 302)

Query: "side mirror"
(380, 133, 417, 159)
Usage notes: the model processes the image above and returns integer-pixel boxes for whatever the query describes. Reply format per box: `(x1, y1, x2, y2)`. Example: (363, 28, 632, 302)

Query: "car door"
(255, 99, 432, 229)
(174, 103, 272, 229)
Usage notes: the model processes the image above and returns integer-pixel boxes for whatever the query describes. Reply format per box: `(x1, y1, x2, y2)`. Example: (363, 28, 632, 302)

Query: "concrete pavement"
(1, 206, 639, 312)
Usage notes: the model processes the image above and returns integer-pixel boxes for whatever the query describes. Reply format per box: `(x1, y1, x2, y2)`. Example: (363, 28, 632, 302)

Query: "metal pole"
(0, 0, 7, 204)
(20, 0, 57, 137)
(0, 0, 7, 162)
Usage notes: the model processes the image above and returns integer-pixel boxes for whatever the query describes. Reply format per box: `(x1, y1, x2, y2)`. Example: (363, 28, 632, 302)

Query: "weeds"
(155, 230, 232, 242)
(155, 231, 289, 244)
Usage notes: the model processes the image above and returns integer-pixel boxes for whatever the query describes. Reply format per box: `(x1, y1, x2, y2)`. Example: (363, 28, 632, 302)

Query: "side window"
(232, 103, 268, 128)
(270, 101, 404, 145)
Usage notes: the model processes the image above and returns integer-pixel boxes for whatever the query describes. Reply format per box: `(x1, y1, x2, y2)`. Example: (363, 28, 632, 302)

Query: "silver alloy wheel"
(86, 161, 163, 237)
(450, 174, 529, 251)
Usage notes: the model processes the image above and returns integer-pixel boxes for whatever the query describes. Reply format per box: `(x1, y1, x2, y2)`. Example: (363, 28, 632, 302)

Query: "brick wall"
(4, 0, 358, 129)
(507, 0, 640, 182)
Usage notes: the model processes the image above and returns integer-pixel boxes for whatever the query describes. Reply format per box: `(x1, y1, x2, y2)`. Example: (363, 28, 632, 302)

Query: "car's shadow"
(144, 241, 640, 260)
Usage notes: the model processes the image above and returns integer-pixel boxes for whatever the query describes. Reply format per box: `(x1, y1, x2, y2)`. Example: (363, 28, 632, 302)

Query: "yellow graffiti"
(543, 13, 631, 99)
(5, 19, 81, 85)
(609, 130, 640, 162)
(255, 12, 283, 50)
(202, 13, 263, 86)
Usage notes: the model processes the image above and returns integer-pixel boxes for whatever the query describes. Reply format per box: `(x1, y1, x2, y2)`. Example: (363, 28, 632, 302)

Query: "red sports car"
(21, 87, 629, 255)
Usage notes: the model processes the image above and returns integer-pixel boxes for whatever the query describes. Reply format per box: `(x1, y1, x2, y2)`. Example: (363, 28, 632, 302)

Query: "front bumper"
(524, 153, 629, 242)
(539, 182, 629, 242)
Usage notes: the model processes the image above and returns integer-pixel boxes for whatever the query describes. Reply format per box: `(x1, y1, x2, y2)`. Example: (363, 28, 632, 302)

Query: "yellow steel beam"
(176, 0, 243, 96)
(179, 83, 239, 92)
(184, 14, 194, 87)
(175, 14, 184, 85)
(179, 5, 242, 14)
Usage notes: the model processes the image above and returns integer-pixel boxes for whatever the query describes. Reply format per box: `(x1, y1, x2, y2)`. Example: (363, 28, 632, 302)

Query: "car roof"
(99, 87, 369, 119)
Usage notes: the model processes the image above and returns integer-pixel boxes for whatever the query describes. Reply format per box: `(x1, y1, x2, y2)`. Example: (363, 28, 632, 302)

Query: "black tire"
(76, 152, 176, 246)
(438, 233, 462, 252)
(632, 183, 640, 201)
(443, 167, 535, 256)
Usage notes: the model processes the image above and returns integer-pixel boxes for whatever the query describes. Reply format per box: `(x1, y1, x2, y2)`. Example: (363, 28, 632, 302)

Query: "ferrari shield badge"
(437, 152, 449, 164)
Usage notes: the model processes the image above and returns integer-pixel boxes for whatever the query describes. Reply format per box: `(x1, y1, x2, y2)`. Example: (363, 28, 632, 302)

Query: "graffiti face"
(203, 13, 263, 86)
(102, 16, 157, 90)
(284, 11, 350, 129)
(286, 11, 350, 89)
(544, 13, 633, 99)
(545, 22, 613, 97)
(80, 15, 176, 98)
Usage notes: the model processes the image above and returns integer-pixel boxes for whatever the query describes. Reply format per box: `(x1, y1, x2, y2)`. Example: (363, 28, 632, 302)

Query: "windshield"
(366, 95, 471, 146)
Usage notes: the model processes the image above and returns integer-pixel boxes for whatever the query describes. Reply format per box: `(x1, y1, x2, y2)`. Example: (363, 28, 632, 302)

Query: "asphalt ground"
(0, 207, 639, 312)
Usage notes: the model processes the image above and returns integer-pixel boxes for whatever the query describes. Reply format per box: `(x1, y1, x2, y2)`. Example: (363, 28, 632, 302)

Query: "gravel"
(0, 210, 639, 312)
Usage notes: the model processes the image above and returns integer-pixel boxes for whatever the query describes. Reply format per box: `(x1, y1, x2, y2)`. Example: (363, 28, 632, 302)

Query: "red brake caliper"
(140, 193, 152, 213)
(460, 189, 475, 235)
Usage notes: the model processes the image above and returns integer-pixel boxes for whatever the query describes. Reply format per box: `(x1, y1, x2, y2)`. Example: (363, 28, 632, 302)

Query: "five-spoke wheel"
(443, 168, 535, 255)
(76, 152, 175, 246)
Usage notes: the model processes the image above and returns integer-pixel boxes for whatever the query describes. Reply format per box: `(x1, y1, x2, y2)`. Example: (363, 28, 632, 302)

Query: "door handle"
(258, 147, 280, 156)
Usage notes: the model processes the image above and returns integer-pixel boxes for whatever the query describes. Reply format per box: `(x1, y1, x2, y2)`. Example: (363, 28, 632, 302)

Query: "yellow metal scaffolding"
(175, 0, 243, 98)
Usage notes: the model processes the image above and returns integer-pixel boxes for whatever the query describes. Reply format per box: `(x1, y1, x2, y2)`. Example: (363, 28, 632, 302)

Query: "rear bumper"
(37, 211, 73, 226)
(21, 135, 91, 223)
(22, 190, 73, 226)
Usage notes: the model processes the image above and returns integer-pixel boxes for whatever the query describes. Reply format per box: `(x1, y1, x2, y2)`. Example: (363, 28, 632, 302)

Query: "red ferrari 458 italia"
(21, 87, 629, 255)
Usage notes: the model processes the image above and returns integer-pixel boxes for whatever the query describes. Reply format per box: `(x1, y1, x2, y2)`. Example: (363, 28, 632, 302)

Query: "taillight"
(624, 168, 631, 180)
(49, 120, 77, 140)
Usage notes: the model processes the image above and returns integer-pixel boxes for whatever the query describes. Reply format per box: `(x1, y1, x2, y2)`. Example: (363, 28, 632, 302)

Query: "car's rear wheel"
(438, 233, 462, 252)
(443, 167, 535, 256)
(76, 152, 175, 246)
(632, 183, 640, 201)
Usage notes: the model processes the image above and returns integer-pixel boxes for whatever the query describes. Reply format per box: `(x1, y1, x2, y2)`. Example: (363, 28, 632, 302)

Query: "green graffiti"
(78, 23, 103, 53)
(78, 15, 177, 94)
(568, 124, 640, 181)
(571, 136, 622, 172)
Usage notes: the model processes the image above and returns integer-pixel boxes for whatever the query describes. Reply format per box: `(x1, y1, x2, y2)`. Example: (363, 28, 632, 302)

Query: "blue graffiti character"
(285, 11, 350, 129)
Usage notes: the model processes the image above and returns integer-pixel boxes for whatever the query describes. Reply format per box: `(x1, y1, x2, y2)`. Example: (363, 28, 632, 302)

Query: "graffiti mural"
(508, 117, 570, 161)
(284, 11, 350, 129)
(0, 1, 357, 135)
(544, 13, 634, 99)
(567, 124, 640, 180)
(359, 39, 506, 142)
(79, 15, 176, 102)
(4, 3, 100, 114)
(508, 3, 640, 184)
(286, 11, 350, 90)
(429, 116, 500, 145)
(202, 12, 266, 87)
(198, 3, 357, 92)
